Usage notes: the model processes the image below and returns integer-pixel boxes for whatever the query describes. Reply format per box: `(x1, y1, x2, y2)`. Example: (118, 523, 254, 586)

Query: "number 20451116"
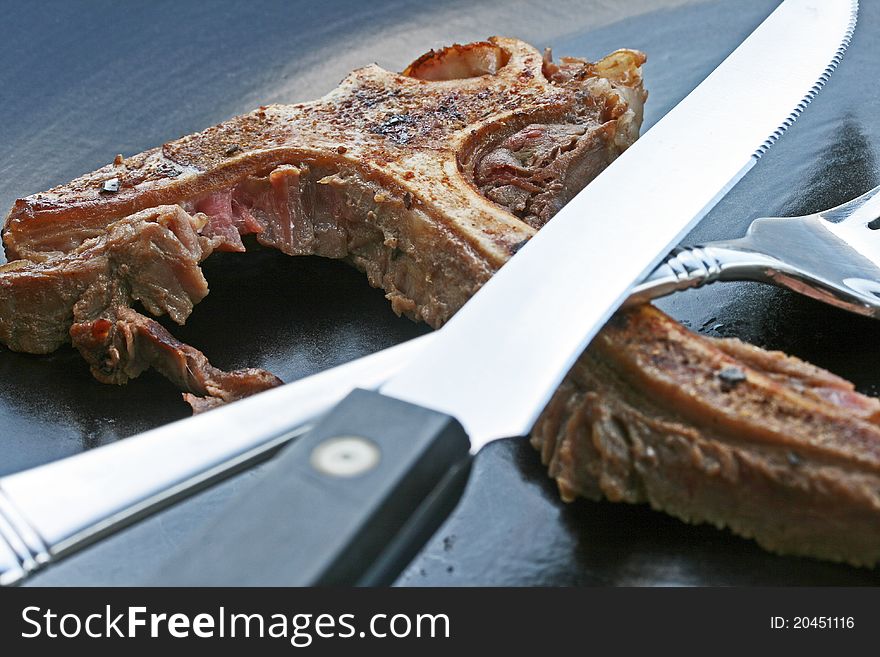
(770, 617, 854, 630)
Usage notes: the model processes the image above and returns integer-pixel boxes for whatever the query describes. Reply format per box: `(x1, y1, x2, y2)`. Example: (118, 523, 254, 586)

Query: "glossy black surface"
(2, 0, 879, 585)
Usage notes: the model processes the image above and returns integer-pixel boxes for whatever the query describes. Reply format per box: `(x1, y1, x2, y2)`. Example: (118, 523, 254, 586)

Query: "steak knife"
(0, 0, 858, 586)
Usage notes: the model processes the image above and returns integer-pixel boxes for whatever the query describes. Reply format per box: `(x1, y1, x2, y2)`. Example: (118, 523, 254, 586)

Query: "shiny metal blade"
(381, 0, 858, 449)
(0, 334, 431, 583)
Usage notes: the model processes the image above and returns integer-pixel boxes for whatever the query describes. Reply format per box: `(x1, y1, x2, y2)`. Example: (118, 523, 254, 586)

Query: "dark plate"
(2, 0, 879, 585)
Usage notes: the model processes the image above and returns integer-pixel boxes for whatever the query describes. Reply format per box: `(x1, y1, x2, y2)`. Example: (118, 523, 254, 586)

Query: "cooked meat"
(1, 205, 212, 355)
(0, 204, 282, 397)
(474, 49, 644, 229)
(70, 306, 281, 407)
(532, 306, 880, 567)
(1, 38, 646, 408)
(2, 38, 878, 565)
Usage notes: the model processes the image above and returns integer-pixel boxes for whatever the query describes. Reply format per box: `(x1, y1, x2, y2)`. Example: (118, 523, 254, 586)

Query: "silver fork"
(628, 184, 880, 317)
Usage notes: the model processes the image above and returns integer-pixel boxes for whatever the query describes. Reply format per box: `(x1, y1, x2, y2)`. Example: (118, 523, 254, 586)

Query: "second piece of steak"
(533, 306, 880, 567)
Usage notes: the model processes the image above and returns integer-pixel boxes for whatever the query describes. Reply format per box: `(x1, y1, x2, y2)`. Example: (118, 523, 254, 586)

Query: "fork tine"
(819, 183, 880, 225)
(823, 185, 880, 268)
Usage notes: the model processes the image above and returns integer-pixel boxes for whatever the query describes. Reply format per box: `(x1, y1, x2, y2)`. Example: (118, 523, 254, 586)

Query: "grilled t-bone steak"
(1, 38, 645, 409)
(2, 38, 879, 566)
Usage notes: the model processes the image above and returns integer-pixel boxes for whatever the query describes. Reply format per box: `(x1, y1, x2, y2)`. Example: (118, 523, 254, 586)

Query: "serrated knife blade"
(381, 0, 859, 449)
(0, 0, 857, 586)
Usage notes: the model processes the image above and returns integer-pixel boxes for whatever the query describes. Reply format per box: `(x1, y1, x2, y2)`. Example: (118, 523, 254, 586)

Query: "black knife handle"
(151, 388, 471, 586)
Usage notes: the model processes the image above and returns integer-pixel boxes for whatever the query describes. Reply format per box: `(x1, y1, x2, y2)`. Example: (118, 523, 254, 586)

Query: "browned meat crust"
(532, 306, 880, 567)
(3, 39, 644, 267)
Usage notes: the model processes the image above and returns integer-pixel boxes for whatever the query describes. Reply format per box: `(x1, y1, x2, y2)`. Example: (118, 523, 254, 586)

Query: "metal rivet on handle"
(310, 436, 381, 477)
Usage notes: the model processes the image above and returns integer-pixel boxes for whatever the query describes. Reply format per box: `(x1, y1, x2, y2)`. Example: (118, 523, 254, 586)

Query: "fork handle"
(626, 243, 782, 306)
